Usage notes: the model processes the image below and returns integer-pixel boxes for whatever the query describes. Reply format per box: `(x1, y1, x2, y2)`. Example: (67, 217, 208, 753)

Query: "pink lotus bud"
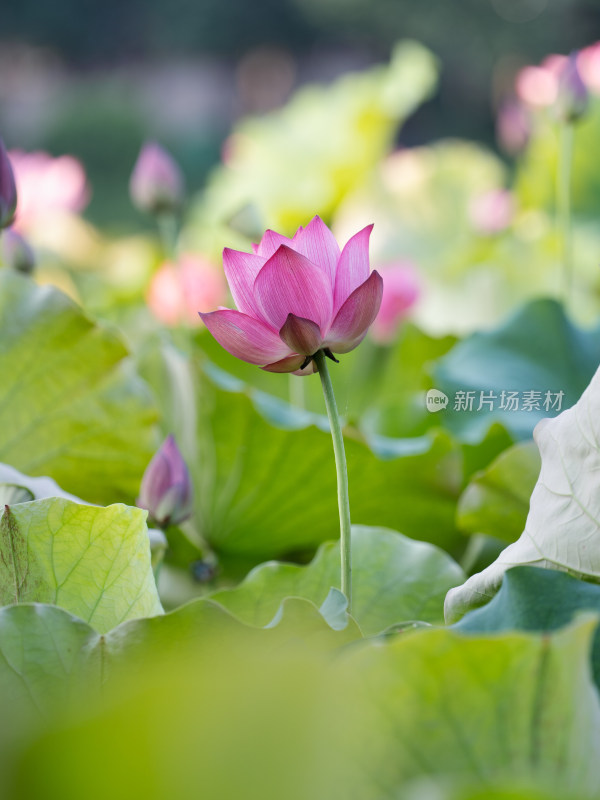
(130, 142, 184, 215)
(1, 228, 35, 274)
(137, 435, 193, 528)
(370, 262, 420, 344)
(554, 53, 588, 122)
(199, 217, 383, 375)
(496, 100, 531, 155)
(147, 254, 226, 327)
(0, 140, 17, 230)
(469, 189, 514, 235)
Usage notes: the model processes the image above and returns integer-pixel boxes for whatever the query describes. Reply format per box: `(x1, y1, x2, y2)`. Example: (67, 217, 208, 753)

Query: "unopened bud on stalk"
(555, 54, 589, 123)
(1, 228, 35, 274)
(137, 435, 193, 528)
(0, 140, 17, 230)
(130, 142, 184, 215)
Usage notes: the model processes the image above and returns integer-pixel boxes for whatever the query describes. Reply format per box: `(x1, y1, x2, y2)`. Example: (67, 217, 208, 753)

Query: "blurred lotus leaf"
(188, 40, 438, 242)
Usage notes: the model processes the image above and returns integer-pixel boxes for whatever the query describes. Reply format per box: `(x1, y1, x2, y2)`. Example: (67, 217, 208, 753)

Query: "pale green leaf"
(210, 526, 464, 634)
(457, 440, 541, 542)
(0, 272, 158, 504)
(0, 498, 162, 632)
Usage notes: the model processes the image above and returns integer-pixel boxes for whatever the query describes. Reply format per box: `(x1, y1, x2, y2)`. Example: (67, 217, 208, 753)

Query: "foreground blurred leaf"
(433, 298, 600, 442)
(0, 594, 358, 733)
(457, 440, 540, 542)
(209, 526, 464, 634)
(446, 364, 600, 623)
(454, 566, 600, 691)
(0, 498, 162, 632)
(5, 615, 598, 800)
(0, 272, 158, 504)
(351, 618, 600, 796)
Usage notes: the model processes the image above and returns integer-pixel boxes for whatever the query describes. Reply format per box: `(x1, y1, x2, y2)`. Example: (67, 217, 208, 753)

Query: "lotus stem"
(557, 121, 574, 304)
(314, 348, 352, 611)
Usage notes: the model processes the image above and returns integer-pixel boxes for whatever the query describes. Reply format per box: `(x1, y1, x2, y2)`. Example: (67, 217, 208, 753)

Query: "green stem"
(314, 349, 352, 611)
(157, 212, 179, 261)
(557, 122, 574, 304)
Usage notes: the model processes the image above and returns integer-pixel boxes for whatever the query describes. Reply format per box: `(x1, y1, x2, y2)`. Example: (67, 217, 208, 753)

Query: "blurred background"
(2, 0, 599, 230)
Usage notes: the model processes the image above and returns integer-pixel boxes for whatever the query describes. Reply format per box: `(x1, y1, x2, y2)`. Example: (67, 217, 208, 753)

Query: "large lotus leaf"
(209, 526, 464, 634)
(136, 348, 465, 563)
(457, 440, 540, 542)
(0, 498, 162, 632)
(0, 272, 158, 504)
(454, 566, 600, 691)
(445, 364, 600, 623)
(432, 298, 600, 442)
(348, 618, 600, 797)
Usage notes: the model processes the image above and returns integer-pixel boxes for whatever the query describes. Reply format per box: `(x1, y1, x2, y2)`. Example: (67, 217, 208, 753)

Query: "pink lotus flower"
(147, 254, 226, 327)
(8, 150, 89, 233)
(200, 217, 383, 375)
(370, 262, 420, 344)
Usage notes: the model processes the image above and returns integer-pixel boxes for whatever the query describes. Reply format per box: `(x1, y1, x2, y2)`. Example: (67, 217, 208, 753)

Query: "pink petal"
(333, 224, 373, 313)
(261, 354, 307, 373)
(325, 271, 383, 354)
(292, 361, 317, 376)
(292, 216, 340, 286)
(279, 314, 323, 355)
(254, 245, 333, 333)
(223, 247, 267, 318)
(199, 308, 291, 364)
(255, 229, 295, 259)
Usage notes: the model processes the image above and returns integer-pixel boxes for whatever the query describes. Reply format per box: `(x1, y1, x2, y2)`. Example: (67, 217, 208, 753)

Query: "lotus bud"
(555, 53, 589, 122)
(1, 228, 35, 274)
(0, 140, 17, 230)
(130, 142, 184, 216)
(137, 435, 193, 528)
(496, 100, 530, 155)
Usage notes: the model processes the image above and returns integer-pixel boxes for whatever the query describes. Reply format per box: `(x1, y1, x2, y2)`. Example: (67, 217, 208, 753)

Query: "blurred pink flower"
(516, 64, 559, 108)
(578, 42, 600, 93)
(200, 216, 383, 375)
(8, 150, 89, 232)
(496, 100, 531, 155)
(469, 189, 514, 235)
(130, 142, 184, 215)
(147, 254, 226, 327)
(370, 262, 420, 344)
